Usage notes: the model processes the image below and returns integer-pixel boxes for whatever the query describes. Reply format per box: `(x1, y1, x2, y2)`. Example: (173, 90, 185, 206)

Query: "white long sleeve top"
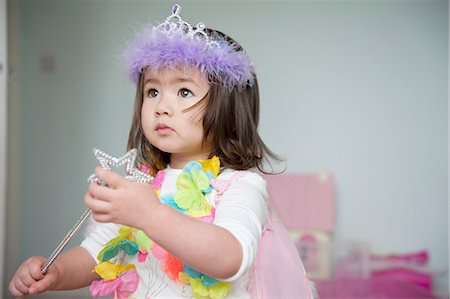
(81, 167, 269, 298)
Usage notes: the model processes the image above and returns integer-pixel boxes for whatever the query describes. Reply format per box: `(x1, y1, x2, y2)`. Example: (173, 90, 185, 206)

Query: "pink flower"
(138, 251, 148, 263)
(151, 244, 168, 259)
(152, 170, 166, 189)
(90, 269, 138, 299)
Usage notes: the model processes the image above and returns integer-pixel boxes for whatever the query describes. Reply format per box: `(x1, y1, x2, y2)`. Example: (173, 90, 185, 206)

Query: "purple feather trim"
(122, 26, 255, 90)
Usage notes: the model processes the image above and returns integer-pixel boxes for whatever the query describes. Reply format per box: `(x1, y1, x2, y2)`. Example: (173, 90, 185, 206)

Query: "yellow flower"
(191, 278, 210, 298)
(190, 277, 231, 299)
(208, 282, 232, 299)
(199, 156, 220, 177)
(93, 261, 135, 280)
(174, 171, 212, 217)
(119, 226, 137, 239)
(96, 226, 137, 261)
(135, 230, 153, 252)
(178, 272, 191, 284)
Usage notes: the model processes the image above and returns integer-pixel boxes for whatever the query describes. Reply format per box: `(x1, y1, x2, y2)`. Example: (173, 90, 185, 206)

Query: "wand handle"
(41, 208, 92, 274)
(40, 148, 152, 275)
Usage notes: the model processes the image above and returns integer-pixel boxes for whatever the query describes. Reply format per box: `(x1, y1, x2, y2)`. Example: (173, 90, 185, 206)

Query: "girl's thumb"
(29, 270, 56, 295)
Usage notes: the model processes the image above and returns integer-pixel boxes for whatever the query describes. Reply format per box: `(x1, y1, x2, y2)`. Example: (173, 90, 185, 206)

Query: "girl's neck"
(169, 152, 211, 169)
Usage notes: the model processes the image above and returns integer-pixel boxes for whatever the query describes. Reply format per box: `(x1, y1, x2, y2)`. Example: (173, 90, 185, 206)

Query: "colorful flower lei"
(89, 156, 232, 299)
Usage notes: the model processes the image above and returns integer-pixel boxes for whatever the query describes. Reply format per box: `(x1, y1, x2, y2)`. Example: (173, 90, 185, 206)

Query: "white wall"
(4, 0, 448, 297)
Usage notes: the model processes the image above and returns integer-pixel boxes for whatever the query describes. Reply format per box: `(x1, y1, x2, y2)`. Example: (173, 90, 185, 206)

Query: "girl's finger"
(88, 182, 115, 200)
(29, 259, 45, 281)
(94, 167, 125, 189)
(91, 212, 113, 223)
(29, 269, 57, 295)
(18, 268, 34, 288)
(84, 193, 112, 214)
(10, 286, 25, 297)
(9, 279, 26, 297)
(12, 276, 29, 295)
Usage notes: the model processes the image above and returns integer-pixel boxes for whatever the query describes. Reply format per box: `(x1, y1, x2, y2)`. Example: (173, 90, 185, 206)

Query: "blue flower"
(160, 193, 186, 213)
(183, 265, 219, 286)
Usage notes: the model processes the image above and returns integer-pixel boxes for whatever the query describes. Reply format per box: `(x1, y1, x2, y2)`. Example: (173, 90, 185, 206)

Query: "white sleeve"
(213, 171, 269, 282)
(80, 217, 121, 263)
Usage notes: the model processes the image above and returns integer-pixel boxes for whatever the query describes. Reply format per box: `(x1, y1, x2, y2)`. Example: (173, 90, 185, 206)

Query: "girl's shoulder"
(213, 169, 269, 217)
(217, 168, 267, 192)
(218, 168, 263, 179)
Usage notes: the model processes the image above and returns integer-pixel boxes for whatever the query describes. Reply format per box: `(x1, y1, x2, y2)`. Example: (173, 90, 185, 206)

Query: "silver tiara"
(156, 4, 219, 49)
(124, 4, 255, 88)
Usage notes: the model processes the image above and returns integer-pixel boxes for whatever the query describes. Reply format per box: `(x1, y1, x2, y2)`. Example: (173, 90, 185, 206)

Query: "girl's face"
(141, 67, 210, 168)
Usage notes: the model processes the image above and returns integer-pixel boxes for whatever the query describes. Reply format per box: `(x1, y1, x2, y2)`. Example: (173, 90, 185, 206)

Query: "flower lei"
(89, 156, 232, 299)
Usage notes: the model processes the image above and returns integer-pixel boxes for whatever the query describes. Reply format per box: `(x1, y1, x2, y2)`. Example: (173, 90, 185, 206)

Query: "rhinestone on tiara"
(156, 4, 219, 49)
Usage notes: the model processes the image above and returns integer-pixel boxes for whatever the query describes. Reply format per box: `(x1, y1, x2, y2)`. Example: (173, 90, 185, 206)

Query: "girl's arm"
(9, 246, 99, 297)
(50, 246, 99, 290)
(144, 204, 242, 279)
(85, 167, 266, 280)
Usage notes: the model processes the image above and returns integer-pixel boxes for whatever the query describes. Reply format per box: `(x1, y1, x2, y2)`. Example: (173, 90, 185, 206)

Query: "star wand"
(40, 148, 153, 274)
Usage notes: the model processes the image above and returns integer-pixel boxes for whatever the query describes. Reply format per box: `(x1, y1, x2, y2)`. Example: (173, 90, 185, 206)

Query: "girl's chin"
(152, 144, 175, 153)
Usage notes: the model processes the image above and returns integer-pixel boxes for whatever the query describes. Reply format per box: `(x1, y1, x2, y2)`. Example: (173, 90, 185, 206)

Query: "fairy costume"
(81, 157, 269, 298)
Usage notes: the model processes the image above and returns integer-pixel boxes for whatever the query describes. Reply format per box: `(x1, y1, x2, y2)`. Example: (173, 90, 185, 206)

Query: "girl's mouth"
(155, 123, 174, 134)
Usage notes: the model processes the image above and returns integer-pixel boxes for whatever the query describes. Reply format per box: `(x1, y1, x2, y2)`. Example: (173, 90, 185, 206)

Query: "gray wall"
(1, 0, 7, 297)
(5, 0, 448, 297)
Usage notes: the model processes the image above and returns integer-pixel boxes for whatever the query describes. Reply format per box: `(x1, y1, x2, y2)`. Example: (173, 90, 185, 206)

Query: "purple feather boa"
(122, 25, 255, 90)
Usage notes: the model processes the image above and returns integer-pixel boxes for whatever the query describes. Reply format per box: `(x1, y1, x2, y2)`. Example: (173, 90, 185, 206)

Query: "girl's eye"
(147, 89, 159, 98)
(178, 88, 193, 98)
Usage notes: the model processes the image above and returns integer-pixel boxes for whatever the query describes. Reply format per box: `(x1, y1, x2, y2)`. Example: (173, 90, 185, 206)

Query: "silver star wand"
(40, 148, 153, 274)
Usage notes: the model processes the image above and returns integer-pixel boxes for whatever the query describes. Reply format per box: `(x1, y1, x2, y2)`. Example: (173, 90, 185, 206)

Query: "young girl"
(9, 5, 312, 299)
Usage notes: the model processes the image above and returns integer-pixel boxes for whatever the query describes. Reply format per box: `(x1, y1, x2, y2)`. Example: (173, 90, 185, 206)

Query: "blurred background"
(0, 0, 448, 298)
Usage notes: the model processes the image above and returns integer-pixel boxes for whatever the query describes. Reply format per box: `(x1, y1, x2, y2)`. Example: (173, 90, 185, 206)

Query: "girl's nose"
(155, 95, 173, 116)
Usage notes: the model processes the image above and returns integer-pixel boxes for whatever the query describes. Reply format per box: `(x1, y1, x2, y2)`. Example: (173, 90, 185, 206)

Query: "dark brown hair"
(127, 29, 282, 174)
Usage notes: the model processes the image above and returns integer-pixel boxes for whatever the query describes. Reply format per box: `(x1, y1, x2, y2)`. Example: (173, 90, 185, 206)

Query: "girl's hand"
(84, 166, 160, 229)
(9, 256, 59, 297)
